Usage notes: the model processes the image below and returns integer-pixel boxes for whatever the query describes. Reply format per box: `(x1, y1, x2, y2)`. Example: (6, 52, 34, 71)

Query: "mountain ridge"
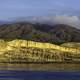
(0, 22, 80, 44)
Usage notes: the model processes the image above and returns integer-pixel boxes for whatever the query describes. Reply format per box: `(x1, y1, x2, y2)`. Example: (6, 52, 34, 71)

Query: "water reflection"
(0, 71, 80, 80)
(0, 63, 80, 71)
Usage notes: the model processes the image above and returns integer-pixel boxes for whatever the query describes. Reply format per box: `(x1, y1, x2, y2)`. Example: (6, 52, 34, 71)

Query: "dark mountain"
(0, 22, 80, 44)
(49, 24, 80, 43)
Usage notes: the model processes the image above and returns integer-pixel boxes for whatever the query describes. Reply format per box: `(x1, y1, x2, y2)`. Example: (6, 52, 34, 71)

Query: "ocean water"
(0, 63, 80, 80)
(0, 71, 80, 80)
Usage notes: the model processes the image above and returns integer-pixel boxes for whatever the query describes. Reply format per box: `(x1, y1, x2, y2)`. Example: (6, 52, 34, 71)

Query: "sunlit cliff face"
(0, 39, 80, 62)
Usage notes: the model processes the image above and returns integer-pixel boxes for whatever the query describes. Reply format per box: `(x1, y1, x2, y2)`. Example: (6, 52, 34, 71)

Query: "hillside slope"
(0, 39, 80, 62)
(61, 42, 80, 49)
(0, 22, 80, 44)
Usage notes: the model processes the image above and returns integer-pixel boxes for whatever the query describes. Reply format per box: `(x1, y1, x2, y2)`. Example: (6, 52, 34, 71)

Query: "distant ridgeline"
(0, 39, 80, 63)
(0, 23, 80, 45)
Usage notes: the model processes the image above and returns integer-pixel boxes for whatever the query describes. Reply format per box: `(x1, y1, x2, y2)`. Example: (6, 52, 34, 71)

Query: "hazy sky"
(0, 0, 80, 20)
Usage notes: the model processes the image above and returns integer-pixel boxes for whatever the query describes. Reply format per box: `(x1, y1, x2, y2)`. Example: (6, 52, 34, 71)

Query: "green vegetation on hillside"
(0, 23, 80, 44)
(0, 22, 80, 62)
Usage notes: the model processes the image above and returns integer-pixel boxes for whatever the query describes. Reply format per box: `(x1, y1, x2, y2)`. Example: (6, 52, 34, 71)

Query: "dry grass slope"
(0, 39, 80, 62)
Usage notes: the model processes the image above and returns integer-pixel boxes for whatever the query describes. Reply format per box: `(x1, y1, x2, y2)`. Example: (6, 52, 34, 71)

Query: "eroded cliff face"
(0, 39, 79, 53)
(0, 39, 80, 62)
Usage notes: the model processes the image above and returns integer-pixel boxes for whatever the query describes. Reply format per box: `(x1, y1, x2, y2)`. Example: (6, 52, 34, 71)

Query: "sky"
(0, 0, 80, 20)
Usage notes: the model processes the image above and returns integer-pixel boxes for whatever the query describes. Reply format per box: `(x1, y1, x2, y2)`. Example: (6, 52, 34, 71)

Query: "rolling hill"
(0, 39, 80, 62)
(0, 22, 80, 44)
(0, 22, 80, 62)
(61, 42, 80, 49)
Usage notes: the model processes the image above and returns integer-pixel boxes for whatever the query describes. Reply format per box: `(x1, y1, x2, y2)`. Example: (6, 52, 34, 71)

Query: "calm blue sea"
(0, 71, 80, 80)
